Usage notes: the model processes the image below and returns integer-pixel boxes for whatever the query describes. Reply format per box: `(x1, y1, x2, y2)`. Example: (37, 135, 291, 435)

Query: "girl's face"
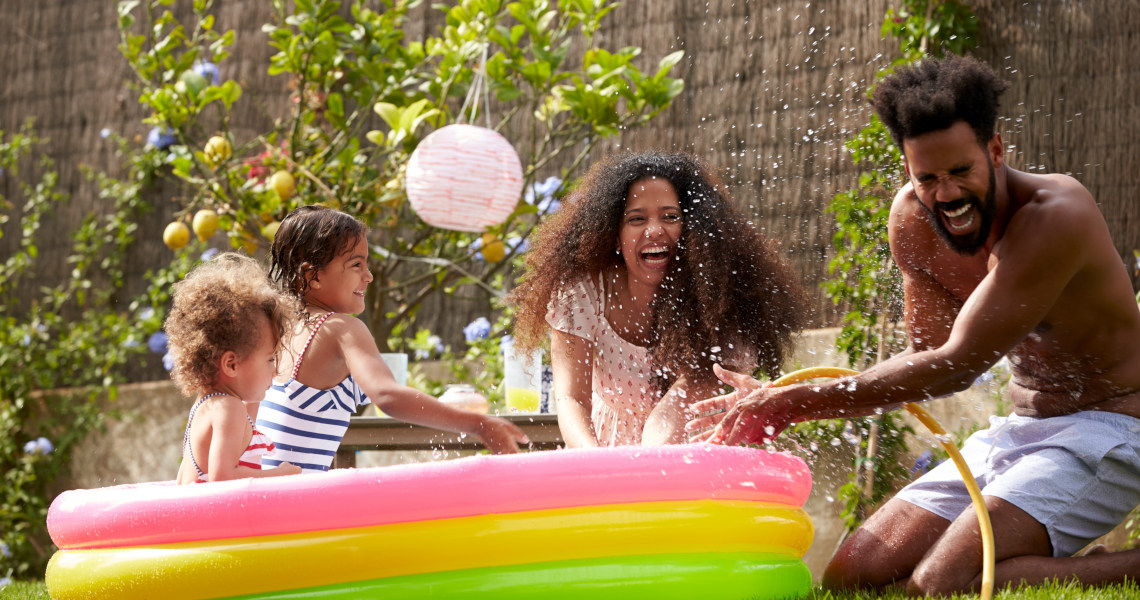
(231, 314, 278, 402)
(306, 234, 373, 314)
(619, 176, 683, 289)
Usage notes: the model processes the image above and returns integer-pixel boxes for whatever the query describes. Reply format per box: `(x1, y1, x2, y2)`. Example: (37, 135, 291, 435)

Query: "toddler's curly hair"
(165, 253, 298, 397)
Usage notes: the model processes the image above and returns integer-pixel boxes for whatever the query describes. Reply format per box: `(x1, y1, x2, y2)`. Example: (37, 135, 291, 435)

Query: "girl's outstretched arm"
(550, 329, 598, 448)
(336, 315, 527, 453)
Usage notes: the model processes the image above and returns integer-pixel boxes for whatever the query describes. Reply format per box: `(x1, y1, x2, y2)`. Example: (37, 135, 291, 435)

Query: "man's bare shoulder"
(887, 184, 938, 272)
(1003, 171, 1100, 243)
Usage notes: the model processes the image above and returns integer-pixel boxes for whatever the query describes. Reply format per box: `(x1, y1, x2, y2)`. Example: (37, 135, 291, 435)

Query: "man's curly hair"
(269, 205, 368, 302)
(872, 54, 1009, 151)
(165, 253, 299, 397)
(509, 151, 805, 393)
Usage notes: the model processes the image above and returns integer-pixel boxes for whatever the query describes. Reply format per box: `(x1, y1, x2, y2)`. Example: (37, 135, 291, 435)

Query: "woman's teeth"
(641, 248, 669, 264)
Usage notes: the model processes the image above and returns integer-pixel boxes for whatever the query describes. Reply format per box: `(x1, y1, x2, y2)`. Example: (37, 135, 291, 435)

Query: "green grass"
(796, 579, 1140, 599)
(4, 579, 1139, 599)
(0, 581, 49, 600)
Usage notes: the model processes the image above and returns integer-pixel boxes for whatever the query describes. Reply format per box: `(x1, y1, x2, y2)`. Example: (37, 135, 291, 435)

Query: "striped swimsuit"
(257, 312, 371, 473)
(184, 392, 276, 483)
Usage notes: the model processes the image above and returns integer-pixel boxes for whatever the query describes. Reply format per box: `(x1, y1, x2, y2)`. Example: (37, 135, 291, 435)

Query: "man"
(687, 55, 1140, 595)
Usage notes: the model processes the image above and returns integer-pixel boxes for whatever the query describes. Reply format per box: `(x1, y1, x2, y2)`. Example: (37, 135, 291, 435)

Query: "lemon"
(191, 209, 219, 241)
(480, 233, 506, 263)
(204, 135, 231, 166)
(163, 222, 191, 250)
(268, 171, 295, 201)
(262, 220, 281, 242)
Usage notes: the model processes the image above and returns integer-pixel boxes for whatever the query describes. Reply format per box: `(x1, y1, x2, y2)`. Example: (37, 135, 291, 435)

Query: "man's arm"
(699, 187, 1092, 444)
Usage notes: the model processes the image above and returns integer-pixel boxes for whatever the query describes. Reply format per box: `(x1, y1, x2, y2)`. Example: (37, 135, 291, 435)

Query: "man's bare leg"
(990, 548, 1140, 588)
(908, 496, 1052, 596)
(823, 498, 951, 590)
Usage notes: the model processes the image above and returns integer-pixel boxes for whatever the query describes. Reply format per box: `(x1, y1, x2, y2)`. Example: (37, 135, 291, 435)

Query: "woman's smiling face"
(619, 176, 683, 288)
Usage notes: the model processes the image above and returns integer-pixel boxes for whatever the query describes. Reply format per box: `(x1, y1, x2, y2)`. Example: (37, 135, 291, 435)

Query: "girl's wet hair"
(165, 253, 299, 397)
(510, 150, 805, 392)
(269, 205, 368, 300)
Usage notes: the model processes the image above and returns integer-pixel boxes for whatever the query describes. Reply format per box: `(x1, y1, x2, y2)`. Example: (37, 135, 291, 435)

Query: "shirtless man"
(687, 55, 1140, 595)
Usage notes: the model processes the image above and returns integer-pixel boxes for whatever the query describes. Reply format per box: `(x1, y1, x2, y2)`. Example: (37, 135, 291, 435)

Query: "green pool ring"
(223, 552, 811, 600)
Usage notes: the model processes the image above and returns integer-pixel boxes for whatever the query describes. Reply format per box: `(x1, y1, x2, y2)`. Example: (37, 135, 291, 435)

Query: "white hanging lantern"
(405, 124, 524, 232)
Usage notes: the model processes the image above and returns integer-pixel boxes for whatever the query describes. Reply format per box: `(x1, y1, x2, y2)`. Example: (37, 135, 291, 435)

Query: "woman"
(510, 151, 805, 447)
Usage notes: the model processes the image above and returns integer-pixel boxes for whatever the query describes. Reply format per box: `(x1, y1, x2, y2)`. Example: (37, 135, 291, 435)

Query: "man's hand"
(685, 364, 769, 443)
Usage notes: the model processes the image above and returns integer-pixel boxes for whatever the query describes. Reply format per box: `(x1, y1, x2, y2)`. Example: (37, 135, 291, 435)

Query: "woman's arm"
(641, 375, 721, 445)
(551, 329, 598, 448)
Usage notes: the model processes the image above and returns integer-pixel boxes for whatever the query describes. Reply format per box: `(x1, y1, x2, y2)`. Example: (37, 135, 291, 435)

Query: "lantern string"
(458, 42, 494, 129)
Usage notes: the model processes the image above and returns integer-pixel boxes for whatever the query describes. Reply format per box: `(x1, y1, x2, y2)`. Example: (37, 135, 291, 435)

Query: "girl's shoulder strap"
(291, 312, 334, 380)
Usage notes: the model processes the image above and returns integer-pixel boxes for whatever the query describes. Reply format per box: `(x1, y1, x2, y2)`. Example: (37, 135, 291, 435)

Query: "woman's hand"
(474, 415, 530, 454)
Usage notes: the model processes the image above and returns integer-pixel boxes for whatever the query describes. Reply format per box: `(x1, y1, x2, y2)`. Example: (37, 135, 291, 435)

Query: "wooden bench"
(334, 413, 562, 468)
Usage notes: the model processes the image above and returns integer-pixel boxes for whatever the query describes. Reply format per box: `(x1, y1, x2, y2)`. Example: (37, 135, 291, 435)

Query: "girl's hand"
(475, 415, 529, 454)
(273, 461, 303, 476)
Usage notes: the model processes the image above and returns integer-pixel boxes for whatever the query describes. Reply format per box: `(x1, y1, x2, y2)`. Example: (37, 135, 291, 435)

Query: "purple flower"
(525, 176, 563, 214)
(499, 334, 515, 354)
(463, 317, 491, 342)
(911, 449, 936, 474)
(146, 127, 177, 150)
(192, 60, 220, 85)
(23, 437, 53, 455)
(138, 307, 155, 321)
(201, 248, 220, 261)
(0, 577, 10, 587)
(505, 236, 530, 254)
(0, 542, 10, 557)
(147, 331, 169, 355)
(162, 351, 175, 372)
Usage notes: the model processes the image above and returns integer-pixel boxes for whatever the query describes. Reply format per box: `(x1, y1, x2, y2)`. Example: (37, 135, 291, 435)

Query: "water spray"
(769, 366, 995, 600)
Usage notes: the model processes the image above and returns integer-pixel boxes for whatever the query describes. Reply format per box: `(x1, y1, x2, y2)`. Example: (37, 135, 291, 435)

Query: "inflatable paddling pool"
(46, 444, 813, 599)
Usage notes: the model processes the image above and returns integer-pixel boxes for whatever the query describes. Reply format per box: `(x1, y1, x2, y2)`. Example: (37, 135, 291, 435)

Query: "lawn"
(5, 580, 1138, 599)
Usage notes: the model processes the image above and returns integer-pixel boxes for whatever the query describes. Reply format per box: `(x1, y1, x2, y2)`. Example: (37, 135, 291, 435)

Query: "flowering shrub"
(116, 0, 683, 353)
(0, 123, 189, 580)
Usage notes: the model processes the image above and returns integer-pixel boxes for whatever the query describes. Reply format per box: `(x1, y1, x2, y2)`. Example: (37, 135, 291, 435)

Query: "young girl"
(509, 151, 806, 447)
(258, 205, 527, 472)
(168, 253, 302, 484)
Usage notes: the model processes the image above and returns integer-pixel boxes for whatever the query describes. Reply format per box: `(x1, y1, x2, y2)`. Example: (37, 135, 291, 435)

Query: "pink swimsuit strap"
(290, 312, 333, 380)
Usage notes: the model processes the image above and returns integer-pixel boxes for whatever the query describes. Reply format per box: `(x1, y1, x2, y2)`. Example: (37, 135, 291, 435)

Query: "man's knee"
(823, 527, 907, 590)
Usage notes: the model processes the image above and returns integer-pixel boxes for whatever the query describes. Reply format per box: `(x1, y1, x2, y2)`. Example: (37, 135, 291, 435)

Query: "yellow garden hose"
(770, 367, 994, 600)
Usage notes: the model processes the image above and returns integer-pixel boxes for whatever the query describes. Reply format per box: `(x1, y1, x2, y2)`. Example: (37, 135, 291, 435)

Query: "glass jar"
(438, 384, 489, 414)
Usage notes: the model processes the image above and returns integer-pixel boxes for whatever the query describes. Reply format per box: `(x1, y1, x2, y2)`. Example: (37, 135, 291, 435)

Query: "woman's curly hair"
(165, 253, 299, 397)
(269, 205, 368, 302)
(510, 150, 805, 393)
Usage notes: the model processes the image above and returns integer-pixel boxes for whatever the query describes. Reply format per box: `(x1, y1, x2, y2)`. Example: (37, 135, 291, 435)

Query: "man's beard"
(919, 163, 997, 255)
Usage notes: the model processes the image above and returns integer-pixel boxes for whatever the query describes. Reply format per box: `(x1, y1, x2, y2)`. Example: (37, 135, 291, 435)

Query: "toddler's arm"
(207, 399, 301, 481)
(551, 329, 598, 448)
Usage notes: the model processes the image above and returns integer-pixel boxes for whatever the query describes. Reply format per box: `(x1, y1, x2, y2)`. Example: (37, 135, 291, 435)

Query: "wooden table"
(334, 413, 562, 468)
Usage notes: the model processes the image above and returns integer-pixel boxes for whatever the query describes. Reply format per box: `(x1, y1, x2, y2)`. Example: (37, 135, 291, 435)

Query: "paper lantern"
(405, 124, 524, 232)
